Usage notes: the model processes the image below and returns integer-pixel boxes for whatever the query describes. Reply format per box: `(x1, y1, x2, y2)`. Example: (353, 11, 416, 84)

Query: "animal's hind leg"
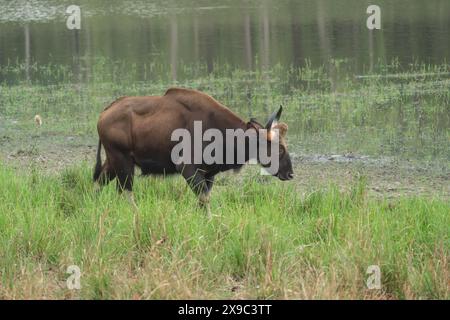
(109, 152, 138, 209)
(109, 155, 134, 192)
(97, 159, 116, 186)
(94, 159, 116, 192)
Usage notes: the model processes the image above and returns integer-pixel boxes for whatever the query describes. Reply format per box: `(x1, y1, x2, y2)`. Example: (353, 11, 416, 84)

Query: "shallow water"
(0, 0, 449, 169)
(1, 0, 450, 82)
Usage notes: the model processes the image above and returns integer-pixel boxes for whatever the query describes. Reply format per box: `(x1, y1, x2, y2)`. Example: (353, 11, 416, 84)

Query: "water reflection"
(0, 0, 449, 83)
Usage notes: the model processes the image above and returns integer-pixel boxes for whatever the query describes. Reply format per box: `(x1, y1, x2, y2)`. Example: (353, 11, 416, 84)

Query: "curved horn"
(265, 105, 283, 129)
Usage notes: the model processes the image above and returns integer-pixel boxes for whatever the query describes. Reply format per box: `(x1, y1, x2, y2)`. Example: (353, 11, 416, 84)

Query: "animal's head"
(246, 106, 294, 181)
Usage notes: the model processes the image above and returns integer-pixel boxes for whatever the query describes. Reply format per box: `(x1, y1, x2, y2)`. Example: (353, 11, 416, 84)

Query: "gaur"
(93, 87, 293, 215)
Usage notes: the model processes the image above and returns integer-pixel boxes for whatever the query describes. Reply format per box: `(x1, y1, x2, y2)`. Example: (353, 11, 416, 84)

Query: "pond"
(0, 0, 449, 169)
(1, 0, 449, 82)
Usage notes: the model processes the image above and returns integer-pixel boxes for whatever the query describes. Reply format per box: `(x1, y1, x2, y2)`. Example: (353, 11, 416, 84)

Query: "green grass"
(1, 59, 449, 162)
(0, 163, 448, 299)
(0, 60, 448, 299)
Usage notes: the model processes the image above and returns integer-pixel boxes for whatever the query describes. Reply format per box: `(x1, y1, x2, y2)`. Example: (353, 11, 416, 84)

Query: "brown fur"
(93, 87, 293, 209)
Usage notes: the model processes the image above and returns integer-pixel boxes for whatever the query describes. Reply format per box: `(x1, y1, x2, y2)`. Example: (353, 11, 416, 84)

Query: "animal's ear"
(274, 122, 288, 137)
(267, 122, 288, 141)
(265, 105, 283, 130)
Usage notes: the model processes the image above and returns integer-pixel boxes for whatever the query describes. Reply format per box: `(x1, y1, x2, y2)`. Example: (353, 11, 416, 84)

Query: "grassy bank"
(0, 164, 448, 299)
(1, 60, 449, 164)
(0, 60, 448, 299)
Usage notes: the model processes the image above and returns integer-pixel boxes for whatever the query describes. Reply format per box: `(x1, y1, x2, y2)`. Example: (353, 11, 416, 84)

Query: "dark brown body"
(93, 87, 293, 213)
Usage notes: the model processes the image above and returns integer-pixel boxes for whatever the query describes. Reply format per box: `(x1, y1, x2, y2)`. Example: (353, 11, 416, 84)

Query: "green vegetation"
(1, 59, 449, 163)
(0, 0, 448, 301)
(0, 60, 448, 299)
(0, 164, 448, 299)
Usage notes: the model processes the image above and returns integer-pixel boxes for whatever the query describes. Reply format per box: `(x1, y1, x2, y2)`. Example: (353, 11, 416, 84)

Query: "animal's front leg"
(200, 174, 216, 218)
(198, 192, 212, 218)
(181, 166, 213, 218)
(124, 190, 139, 211)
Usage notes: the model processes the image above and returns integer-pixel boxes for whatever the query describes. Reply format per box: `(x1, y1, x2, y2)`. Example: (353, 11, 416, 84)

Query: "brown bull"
(93, 87, 293, 215)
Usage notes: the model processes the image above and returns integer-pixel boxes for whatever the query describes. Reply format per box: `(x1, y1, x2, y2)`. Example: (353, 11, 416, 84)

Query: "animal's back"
(163, 87, 244, 124)
(99, 95, 163, 122)
(99, 87, 242, 124)
(94, 87, 250, 181)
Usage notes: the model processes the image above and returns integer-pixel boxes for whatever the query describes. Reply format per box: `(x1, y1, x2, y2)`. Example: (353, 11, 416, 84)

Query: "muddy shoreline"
(1, 135, 448, 200)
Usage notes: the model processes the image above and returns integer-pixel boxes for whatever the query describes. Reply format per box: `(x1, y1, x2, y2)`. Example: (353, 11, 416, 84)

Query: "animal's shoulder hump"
(164, 87, 221, 109)
(103, 96, 128, 111)
(164, 87, 209, 100)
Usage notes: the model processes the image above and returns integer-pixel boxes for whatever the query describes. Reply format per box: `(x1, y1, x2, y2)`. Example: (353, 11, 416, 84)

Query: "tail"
(93, 139, 102, 182)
